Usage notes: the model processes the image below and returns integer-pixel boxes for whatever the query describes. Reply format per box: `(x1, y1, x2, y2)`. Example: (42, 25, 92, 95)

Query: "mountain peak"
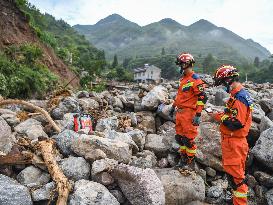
(95, 13, 126, 25)
(189, 19, 217, 31)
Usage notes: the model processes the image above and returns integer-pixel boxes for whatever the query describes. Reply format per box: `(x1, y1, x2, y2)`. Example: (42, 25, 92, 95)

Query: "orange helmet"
(213, 65, 239, 86)
(175, 52, 195, 69)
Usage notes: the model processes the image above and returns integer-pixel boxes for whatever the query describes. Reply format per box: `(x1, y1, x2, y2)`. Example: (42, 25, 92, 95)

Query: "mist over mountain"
(74, 14, 271, 62)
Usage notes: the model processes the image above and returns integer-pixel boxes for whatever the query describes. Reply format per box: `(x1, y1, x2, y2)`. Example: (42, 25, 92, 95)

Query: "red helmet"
(175, 52, 195, 69)
(213, 65, 239, 86)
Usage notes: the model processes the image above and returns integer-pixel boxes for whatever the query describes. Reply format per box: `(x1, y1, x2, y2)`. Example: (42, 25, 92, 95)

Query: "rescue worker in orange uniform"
(210, 65, 253, 205)
(170, 52, 207, 169)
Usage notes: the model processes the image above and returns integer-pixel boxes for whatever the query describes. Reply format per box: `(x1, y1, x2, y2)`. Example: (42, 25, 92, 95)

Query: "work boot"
(175, 155, 187, 169)
(179, 156, 196, 172)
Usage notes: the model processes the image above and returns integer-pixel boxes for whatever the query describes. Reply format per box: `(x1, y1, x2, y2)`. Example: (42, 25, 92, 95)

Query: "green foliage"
(254, 57, 260, 67)
(91, 82, 107, 92)
(15, 1, 107, 89)
(202, 53, 219, 74)
(0, 44, 58, 99)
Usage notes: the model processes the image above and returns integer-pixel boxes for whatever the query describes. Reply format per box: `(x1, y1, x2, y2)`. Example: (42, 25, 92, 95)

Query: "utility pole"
(245, 73, 248, 82)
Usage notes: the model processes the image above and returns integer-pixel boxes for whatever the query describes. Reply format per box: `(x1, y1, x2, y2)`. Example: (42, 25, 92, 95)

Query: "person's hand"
(192, 114, 201, 126)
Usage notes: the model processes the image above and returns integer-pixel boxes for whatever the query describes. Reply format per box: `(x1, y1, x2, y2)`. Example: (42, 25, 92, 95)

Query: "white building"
(133, 64, 161, 83)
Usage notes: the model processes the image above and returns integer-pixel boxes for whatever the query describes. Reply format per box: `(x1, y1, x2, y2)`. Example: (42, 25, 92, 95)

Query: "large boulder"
(103, 130, 139, 153)
(51, 97, 81, 120)
(141, 85, 168, 111)
(14, 118, 48, 140)
(111, 164, 165, 205)
(214, 89, 229, 106)
(0, 116, 14, 154)
(196, 122, 223, 171)
(17, 166, 50, 188)
(144, 134, 173, 158)
(254, 171, 273, 188)
(252, 127, 273, 171)
(78, 98, 99, 112)
(0, 113, 20, 127)
(136, 111, 156, 133)
(0, 174, 33, 205)
(71, 135, 132, 163)
(31, 182, 56, 201)
(129, 150, 157, 169)
(259, 116, 273, 133)
(157, 121, 176, 136)
(247, 122, 261, 147)
(53, 129, 80, 155)
(127, 129, 146, 151)
(59, 156, 90, 181)
(155, 169, 205, 204)
(96, 116, 119, 132)
(157, 103, 173, 120)
(266, 188, 273, 205)
(252, 104, 266, 123)
(91, 158, 118, 177)
(69, 180, 119, 205)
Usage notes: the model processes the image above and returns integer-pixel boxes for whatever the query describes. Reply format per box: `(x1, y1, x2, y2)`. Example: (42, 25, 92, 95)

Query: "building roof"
(133, 64, 161, 73)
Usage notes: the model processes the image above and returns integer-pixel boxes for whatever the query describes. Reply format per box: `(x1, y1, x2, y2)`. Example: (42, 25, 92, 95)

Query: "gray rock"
(157, 158, 169, 168)
(141, 85, 168, 111)
(103, 130, 139, 153)
(0, 174, 32, 205)
(76, 91, 90, 98)
(259, 116, 273, 133)
(205, 167, 217, 177)
(51, 97, 81, 120)
(214, 89, 229, 106)
(247, 121, 261, 147)
(93, 172, 115, 186)
(112, 96, 124, 109)
(71, 135, 132, 163)
(1, 113, 20, 126)
(144, 134, 173, 158)
(91, 158, 118, 176)
(53, 129, 80, 155)
(78, 98, 99, 112)
(0, 116, 14, 154)
(266, 188, 273, 205)
(268, 111, 273, 121)
(0, 108, 16, 115)
(157, 121, 176, 136)
(252, 104, 266, 123)
(207, 185, 223, 198)
(127, 129, 146, 151)
(136, 111, 156, 133)
(109, 190, 126, 204)
(31, 182, 56, 201)
(252, 127, 273, 171)
(85, 149, 107, 163)
(129, 150, 157, 169)
(246, 174, 258, 188)
(155, 168, 205, 204)
(28, 100, 47, 109)
(14, 118, 48, 140)
(195, 122, 223, 171)
(59, 156, 90, 181)
(17, 166, 50, 188)
(259, 100, 273, 114)
(129, 112, 138, 127)
(96, 116, 119, 132)
(254, 171, 273, 188)
(69, 180, 119, 205)
(157, 103, 173, 120)
(111, 164, 165, 205)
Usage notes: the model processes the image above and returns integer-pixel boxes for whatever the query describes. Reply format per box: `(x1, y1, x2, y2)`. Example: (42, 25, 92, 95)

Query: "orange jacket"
(173, 71, 207, 113)
(213, 83, 253, 137)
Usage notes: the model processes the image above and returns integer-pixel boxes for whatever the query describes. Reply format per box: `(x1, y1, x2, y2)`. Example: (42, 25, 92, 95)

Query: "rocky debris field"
(1, 74, 273, 205)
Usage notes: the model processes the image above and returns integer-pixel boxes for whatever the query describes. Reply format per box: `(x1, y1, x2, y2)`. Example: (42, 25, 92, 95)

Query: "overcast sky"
(28, 0, 273, 53)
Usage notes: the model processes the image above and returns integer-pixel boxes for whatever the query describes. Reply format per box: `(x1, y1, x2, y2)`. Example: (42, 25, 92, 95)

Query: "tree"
(161, 48, 166, 56)
(122, 57, 132, 68)
(202, 53, 215, 74)
(112, 54, 118, 68)
(254, 57, 260, 67)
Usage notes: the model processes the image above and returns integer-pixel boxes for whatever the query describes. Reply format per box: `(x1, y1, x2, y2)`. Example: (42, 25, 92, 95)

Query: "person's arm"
(193, 79, 208, 114)
(220, 99, 249, 131)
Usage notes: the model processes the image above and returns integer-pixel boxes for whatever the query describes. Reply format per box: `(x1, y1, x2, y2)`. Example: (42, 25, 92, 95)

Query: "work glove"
(192, 113, 201, 126)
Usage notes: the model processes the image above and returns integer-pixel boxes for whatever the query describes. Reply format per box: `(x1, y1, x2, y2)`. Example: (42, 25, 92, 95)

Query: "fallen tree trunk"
(0, 99, 61, 133)
(36, 139, 71, 205)
(0, 99, 71, 204)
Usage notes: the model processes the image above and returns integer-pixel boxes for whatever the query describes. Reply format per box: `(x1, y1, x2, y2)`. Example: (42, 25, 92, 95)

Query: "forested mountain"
(74, 14, 271, 63)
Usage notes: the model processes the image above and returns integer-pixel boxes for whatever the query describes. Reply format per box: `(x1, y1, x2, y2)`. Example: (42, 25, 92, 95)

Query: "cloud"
(28, 0, 273, 53)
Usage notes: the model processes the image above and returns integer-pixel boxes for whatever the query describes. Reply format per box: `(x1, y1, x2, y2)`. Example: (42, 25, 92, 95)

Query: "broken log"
(36, 139, 71, 205)
(0, 99, 61, 133)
